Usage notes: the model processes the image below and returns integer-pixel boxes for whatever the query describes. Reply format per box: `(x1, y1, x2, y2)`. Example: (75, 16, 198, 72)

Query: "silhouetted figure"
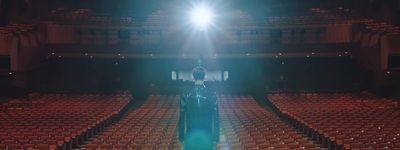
(178, 66, 220, 150)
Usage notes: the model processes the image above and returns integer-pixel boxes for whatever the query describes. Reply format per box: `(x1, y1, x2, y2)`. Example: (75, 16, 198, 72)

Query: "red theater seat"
(7, 144, 22, 149)
(268, 93, 400, 150)
(83, 95, 182, 149)
(79, 95, 321, 149)
(217, 95, 321, 149)
(22, 143, 35, 149)
(37, 144, 50, 150)
(0, 92, 132, 150)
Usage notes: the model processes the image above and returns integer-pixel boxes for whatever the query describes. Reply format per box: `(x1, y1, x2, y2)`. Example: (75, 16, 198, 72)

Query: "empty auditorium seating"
(44, 7, 368, 50)
(268, 93, 400, 150)
(83, 95, 322, 150)
(0, 91, 132, 150)
(49, 8, 133, 26)
(83, 95, 182, 150)
(219, 95, 322, 150)
(43, 6, 397, 52)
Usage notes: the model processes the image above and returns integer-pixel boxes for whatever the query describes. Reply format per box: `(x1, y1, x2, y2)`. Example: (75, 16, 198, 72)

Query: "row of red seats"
(218, 95, 322, 150)
(83, 95, 181, 150)
(268, 93, 400, 150)
(82, 95, 322, 150)
(0, 91, 132, 150)
(46, 24, 347, 46)
(310, 7, 372, 24)
(49, 8, 134, 26)
(364, 22, 400, 34)
(47, 7, 366, 29)
(266, 8, 369, 27)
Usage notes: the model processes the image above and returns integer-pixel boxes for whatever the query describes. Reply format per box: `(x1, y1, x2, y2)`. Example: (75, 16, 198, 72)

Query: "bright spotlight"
(190, 5, 214, 30)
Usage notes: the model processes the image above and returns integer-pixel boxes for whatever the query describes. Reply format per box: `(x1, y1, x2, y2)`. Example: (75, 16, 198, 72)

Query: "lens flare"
(190, 4, 214, 30)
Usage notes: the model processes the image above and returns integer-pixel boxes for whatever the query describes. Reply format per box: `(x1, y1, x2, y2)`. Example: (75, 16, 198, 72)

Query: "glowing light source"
(190, 4, 214, 30)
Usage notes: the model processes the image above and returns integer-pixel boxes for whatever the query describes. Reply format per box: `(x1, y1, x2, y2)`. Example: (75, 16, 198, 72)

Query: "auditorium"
(1, 0, 400, 150)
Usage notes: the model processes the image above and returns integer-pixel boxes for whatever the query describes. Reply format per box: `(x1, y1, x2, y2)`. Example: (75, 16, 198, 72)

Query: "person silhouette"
(178, 66, 220, 150)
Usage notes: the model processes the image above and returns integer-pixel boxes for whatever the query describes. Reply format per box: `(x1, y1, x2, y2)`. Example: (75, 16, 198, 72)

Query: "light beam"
(190, 4, 214, 30)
